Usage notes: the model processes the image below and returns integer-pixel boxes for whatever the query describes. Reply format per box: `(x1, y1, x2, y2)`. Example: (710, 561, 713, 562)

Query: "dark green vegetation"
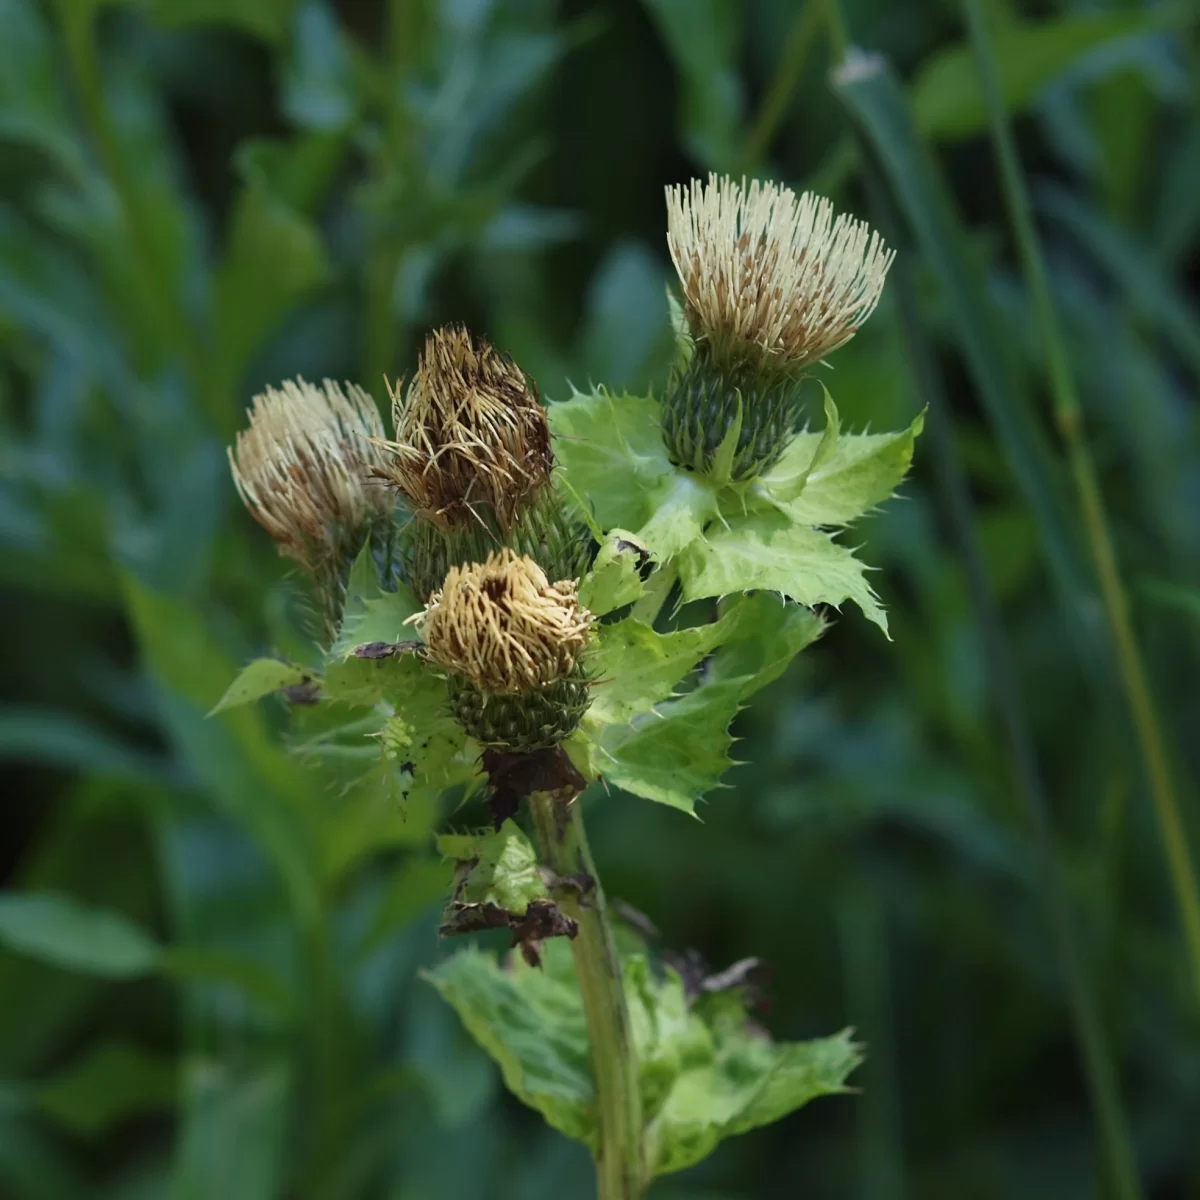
(2, 0, 1199, 1197)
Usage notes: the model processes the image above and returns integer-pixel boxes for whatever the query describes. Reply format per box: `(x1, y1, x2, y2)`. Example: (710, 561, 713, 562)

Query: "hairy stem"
(529, 790, 643, 1199)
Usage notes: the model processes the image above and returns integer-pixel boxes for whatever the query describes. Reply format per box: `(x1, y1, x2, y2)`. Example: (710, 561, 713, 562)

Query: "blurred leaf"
(360, 856, 452, 953)
(0, 892, 159, 978)
(280, 0, 356, 131)
(328, 546, 422, 661)
(0, 707, 170, 781)
(139, 0, 298, 41)
(912, 10, 1176, 141)
(641, 0, 744, 168)
(424, 946, 596, 1149)
(678, 511, 888, 634)
(0, 0, 86, 176)
(158, 947, 294, 1019)
(210, 659, 313, 714)
(171, 1061, 291, 1200)
(579, 240, 674, 391)
(1141, 579, 1200, 624)
(234, 132, 350, 216)
(213, 178, 329, 413)
(37, 1043, 175, 1136)
(578, 531, 649, 616)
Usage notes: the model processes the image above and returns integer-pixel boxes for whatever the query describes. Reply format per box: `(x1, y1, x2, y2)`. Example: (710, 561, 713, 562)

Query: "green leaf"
(139, 0, 298, 40)
(644, 989, 861, 1177)
(635, 471, 720, 561)
(548, 387, 675, 533)
(585, 609, 739, 731)
(424, 946, 596, 1148)
(758, 409, 924, 526)
(209, 659, 313, 715)
(438, 822, 548, 916)
(323, 649, 424, 708)
(0, 892, 159, 979)
(678, 511, 888, 634)
(704, 594, 825, 699)
(759, 384, 841, 504)
(912, 10, 1177, 141)
(37, 1043, 176, 1136)
(584, 679, 744, 815)
(328, 544, 422, 661)
(578, 531, 650, 617)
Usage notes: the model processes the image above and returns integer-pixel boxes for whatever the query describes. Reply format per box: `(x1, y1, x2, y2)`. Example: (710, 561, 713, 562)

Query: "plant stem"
(529, 789, 643, 1199)
(961, 0, 1200, 1005)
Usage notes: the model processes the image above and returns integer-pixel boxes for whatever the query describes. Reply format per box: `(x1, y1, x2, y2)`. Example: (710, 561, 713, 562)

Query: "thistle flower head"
(374, 327, 553, 532)
(412, 549, 592, 695)
(666, 173, 894, 372)
(228, 378, 392, 573)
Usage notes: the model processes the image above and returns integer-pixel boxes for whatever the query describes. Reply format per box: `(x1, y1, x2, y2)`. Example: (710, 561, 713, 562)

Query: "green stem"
(961, 0, 1200, 1006)
(529, 790, 643, 1199)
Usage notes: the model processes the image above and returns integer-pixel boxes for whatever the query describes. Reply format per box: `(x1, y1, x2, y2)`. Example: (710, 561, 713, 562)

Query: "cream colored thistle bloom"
(228, 378, 392, 572)
(666, 173, 894, 370)
(373, 326, 554, 532)
(411, 549, 592, 694)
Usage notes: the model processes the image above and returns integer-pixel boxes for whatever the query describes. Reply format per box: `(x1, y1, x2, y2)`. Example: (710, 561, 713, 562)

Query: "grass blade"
(959, 0, 1200, 1009)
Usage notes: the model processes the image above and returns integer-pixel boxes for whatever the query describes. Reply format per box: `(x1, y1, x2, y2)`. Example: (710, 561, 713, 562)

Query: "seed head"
(411, 549, 592, 695)
(228, 378, 392, 573)
(373, 327, 553, 532)
(666, 173, 894, 372)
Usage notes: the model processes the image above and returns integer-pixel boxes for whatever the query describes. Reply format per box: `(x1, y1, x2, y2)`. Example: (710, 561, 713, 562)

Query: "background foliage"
(2, 0, 1199, 1196)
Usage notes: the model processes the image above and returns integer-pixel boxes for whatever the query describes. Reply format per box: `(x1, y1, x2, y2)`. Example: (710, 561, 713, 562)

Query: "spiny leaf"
(758, 409, 924, 527)
(329, 544, 422, 661)
(578, 530, 651, 616)
(678, 510, 888, 634)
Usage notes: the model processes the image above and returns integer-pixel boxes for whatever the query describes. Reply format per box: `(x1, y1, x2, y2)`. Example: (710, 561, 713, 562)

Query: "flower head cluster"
(228, 378, 392, 573)
(373, 327, 554, 532)
(666, 173, 893, 374)
(411, 549, 592, 695)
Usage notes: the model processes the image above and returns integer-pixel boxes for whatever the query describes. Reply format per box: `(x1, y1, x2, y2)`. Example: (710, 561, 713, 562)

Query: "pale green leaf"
(759, 385, 841, 504)
(0, 892, 159, 979)
(678, 511, 888, 634)
(548, 387, 674, 532)
(585, 609, 738, 731)
(758, 409, 922, 526)
(578, 531, 650, 616)
(704, 594, 826, 699)
(424, 946, 596, 1148)
(645, 995, 861, 1177)
(635, 471, 720, 561)
(328, 545, 421, 661)
(322, 649, 424, 708)
(437, 822, 548, 916)
(591, 680, 744, 815)
(209, 659, 313, 715)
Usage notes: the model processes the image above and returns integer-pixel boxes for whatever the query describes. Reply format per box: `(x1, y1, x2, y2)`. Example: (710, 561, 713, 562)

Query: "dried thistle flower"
(666, 173, 894, 371)
(413, 549, 591, 694)
(411, 550, 594, 751)
(228, 377, 393, 574)
(373, 326, 554, 533)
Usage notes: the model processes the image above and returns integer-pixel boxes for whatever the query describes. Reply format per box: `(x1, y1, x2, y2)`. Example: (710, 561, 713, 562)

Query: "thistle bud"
(373, 326, 588, 599)
(229, 379, 395, 633)
(664, 173, 893, 481)
(410, 549, 593, 752)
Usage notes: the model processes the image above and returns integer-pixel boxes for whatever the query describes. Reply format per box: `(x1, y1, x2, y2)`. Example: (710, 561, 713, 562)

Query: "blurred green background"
(2, 0, 1199, 1196)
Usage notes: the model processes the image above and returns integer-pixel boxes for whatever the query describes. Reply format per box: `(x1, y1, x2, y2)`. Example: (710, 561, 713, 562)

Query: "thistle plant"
(218, 175, 922, 1199)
